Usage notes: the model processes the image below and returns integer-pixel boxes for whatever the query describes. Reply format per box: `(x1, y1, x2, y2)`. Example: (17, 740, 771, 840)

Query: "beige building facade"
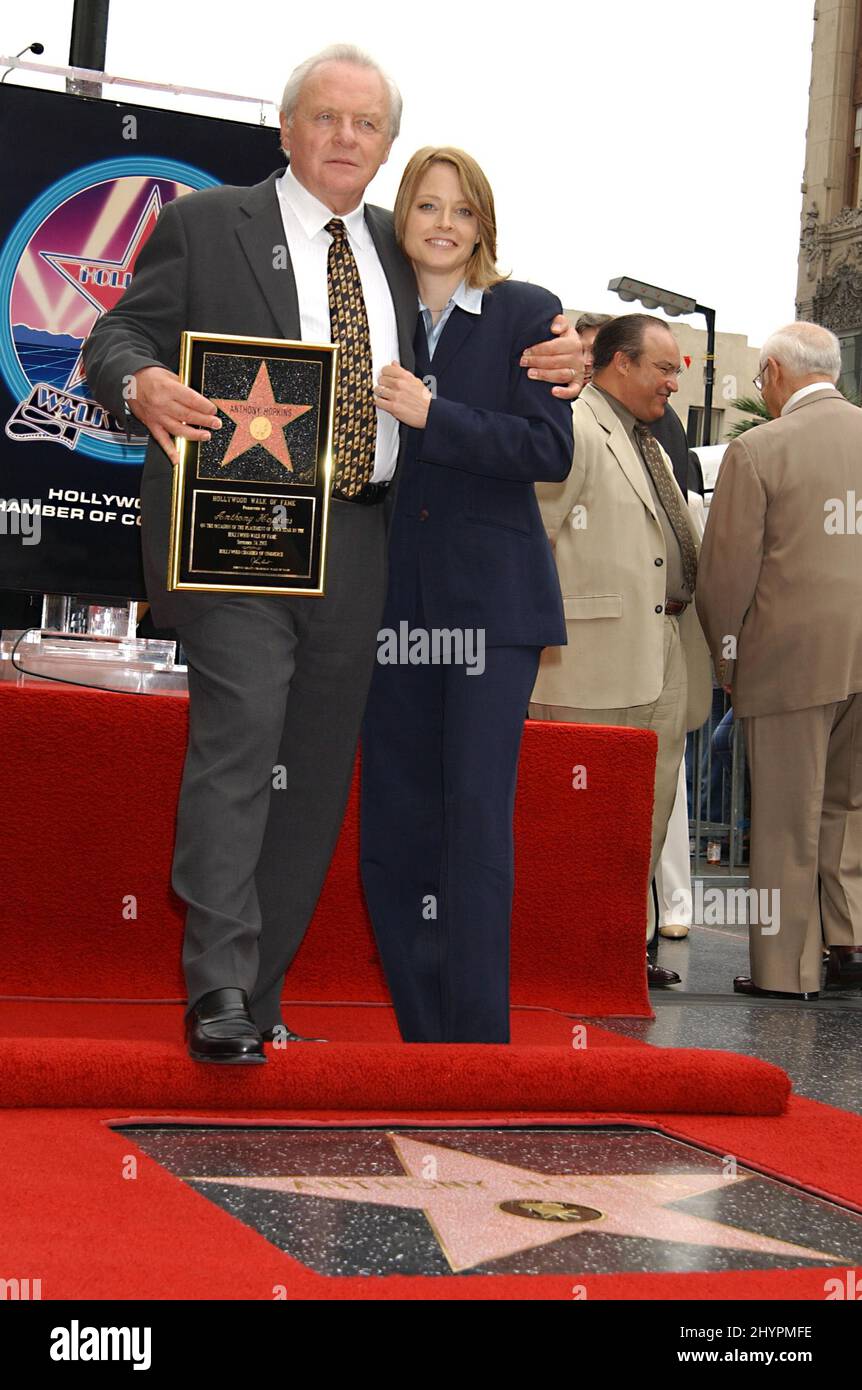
(663, 323, 762, 446)
(568, 311, 761, 445)
(797, 0, 862, 391)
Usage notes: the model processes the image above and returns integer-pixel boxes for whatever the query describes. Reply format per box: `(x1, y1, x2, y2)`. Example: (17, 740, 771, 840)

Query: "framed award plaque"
(168, 332, 337, 597)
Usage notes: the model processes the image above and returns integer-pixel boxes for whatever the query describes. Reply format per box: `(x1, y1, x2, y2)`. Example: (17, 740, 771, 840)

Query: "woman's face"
(402, 161, 479, 280)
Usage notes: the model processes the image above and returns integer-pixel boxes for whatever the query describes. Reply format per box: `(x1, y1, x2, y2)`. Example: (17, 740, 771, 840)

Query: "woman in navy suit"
(360, 147, 574, 1043)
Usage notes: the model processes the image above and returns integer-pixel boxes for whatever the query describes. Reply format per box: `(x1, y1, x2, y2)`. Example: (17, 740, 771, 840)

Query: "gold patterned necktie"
(634, 423, 698, 595)
(326, 218, 377, 497)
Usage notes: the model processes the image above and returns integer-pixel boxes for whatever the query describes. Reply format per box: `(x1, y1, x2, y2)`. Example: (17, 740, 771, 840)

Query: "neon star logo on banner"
(39, 185, 163, 390)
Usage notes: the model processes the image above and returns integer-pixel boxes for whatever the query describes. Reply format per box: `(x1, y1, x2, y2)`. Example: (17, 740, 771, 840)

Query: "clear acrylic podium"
(0, 592, 188, 695)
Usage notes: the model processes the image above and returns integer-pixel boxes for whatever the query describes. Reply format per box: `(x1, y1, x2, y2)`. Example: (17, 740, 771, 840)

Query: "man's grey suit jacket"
(83, 168, 418, 628)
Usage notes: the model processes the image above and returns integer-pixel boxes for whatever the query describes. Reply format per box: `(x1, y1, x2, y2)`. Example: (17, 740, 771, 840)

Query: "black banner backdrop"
(0, 84, 281, 598)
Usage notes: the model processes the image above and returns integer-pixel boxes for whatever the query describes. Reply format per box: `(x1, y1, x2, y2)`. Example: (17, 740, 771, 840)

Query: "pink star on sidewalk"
(193, 1134, 836, 1273)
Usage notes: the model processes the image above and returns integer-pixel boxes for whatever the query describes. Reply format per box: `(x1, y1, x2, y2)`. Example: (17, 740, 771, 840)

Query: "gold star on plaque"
(212, 361, 312, 472)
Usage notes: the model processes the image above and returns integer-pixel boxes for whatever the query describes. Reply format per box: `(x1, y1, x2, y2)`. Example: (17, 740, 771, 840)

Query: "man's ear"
(380, 141, 394, 168)
(279, 112, 291, 157)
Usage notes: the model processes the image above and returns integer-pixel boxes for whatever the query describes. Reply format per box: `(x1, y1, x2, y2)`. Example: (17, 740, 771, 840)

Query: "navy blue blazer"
(386, 279, 573, 648)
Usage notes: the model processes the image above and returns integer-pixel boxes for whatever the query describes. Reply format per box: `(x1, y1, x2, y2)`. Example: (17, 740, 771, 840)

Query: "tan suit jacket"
(696, 387, 862, 717)
(532, 383, 713, 728)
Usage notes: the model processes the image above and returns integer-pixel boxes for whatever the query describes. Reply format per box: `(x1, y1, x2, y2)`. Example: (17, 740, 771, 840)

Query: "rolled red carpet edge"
(0, 1039, 790, 1114)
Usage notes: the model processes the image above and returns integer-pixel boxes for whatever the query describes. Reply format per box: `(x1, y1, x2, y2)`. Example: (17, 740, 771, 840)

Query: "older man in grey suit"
(697, 322, 862, 999)
(84, 44, 581, 1063)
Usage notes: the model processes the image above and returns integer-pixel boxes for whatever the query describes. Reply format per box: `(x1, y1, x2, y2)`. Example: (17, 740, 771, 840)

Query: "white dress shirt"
(781, 381, 836, 415)
(275, 165, 400, 482)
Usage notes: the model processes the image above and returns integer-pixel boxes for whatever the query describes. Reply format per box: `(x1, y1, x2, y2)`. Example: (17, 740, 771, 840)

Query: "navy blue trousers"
(360, 597, 540, 1043)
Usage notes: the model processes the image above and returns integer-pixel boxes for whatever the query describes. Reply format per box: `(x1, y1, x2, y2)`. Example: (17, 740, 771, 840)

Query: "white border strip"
(0, 56, 278, 112)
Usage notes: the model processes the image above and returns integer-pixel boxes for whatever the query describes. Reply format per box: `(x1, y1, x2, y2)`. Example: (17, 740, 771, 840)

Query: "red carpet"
(0, 1002, 788, 1114)
(0, 999, 570, 1044)
(6, 685, 850, 1302)
(0, 1036, 788, 1114)
(1, 1097, 859, 1301)
(0, 684, 657, 1016)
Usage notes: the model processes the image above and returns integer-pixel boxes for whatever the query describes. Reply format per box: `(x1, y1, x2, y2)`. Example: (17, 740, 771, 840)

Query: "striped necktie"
(634, 423, 698, 595)
(326, 218, 377, 497)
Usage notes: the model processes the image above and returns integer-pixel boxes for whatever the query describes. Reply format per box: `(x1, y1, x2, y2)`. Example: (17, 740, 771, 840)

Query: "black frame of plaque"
(169, 332, 337, 597)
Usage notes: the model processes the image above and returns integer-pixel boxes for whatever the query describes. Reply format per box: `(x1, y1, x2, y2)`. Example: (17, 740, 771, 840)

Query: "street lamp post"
(68, 0, 110, 98)
(607, 277, 717, 447)
(699, 303, 716, 449)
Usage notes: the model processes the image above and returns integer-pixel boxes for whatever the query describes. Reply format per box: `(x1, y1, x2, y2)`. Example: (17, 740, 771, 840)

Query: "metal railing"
(688, 684, 749, 874)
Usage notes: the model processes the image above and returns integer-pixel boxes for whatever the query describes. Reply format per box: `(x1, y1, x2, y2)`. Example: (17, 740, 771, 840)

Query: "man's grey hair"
(279, 44, 403, 142)
(760, 322, 841, 382)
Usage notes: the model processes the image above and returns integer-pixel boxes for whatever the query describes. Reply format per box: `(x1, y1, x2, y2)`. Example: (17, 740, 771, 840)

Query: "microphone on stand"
(1, 42, 45, 83)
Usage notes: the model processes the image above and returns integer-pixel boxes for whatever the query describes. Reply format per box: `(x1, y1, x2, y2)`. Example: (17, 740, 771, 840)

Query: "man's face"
(579, 328, 599, 384)
(280, 61, 393, 213)
(614, 325, 680, 422)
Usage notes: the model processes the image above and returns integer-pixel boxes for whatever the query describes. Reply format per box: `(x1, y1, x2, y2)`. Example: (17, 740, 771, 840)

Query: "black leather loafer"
(186, 987, 266, 1063)
(647, 960, 681, 987)
(733, 975, 819, 1001)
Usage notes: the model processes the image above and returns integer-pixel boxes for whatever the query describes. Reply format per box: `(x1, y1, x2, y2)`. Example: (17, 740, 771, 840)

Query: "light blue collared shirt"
(418, 279, 484, 358)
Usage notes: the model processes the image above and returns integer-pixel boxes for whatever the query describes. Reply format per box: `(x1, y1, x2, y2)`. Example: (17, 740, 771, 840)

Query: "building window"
(847, 106, 862, 207)
(686, 406, 725, 446)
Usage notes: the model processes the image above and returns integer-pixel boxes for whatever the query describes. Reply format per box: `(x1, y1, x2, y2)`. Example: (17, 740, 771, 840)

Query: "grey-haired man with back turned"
(697, 321, 862, 1001)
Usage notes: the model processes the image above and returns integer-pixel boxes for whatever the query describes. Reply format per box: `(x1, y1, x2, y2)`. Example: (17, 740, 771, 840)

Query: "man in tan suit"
(530, 315, 713, 984)
(697, 321, 862, 1000)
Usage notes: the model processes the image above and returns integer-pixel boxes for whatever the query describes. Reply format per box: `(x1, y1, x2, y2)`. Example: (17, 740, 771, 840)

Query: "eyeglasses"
(643, 359, 685, 380)
(753, 363, 769, 392)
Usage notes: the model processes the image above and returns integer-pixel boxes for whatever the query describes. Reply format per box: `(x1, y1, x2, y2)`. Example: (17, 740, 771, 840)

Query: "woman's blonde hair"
(393, 146, 508, 292)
